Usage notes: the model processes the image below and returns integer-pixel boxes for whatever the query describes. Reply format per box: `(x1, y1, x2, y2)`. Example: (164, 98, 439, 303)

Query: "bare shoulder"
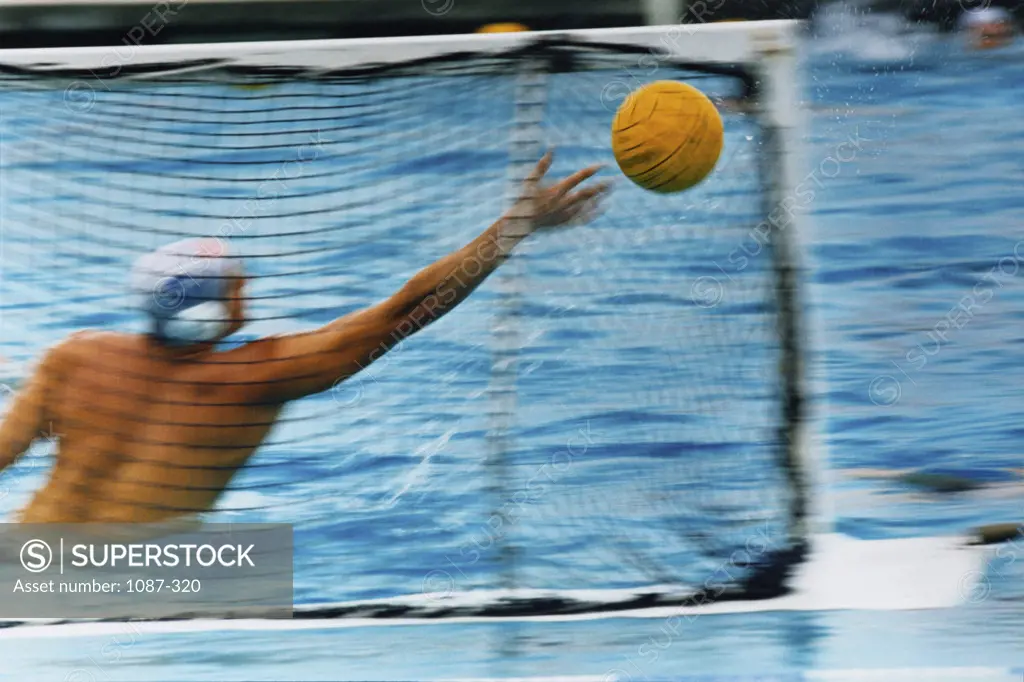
(61, 329, 119, 348)
(194, 336, 285, 402)
(34, 330, 100, 368)
(49, 331, 135, 366)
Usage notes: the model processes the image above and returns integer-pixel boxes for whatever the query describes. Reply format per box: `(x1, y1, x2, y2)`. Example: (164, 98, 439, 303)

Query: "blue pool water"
(0, 19, 1022, 681)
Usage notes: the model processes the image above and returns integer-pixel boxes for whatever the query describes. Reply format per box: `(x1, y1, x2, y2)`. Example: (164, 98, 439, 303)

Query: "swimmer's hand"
(505, 151, 611, 233)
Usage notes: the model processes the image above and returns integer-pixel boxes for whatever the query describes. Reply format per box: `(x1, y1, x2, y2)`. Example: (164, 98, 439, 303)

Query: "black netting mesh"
(0, 39, 802, 618)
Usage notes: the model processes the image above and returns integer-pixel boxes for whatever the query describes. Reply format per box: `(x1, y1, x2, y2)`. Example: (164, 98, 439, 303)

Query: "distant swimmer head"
(130, 238, 246, 346)
(959, 7, 1015, 49)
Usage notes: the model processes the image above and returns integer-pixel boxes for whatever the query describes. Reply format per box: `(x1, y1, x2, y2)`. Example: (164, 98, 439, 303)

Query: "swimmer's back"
(20, 331, 283, 523)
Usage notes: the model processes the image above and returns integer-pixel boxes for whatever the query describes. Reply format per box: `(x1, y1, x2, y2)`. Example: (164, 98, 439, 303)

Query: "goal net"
(0, 22, 813, 619)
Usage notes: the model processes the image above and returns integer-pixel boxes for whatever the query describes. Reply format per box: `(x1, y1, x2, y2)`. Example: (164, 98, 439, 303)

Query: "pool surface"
(0, 15, 1022, 681)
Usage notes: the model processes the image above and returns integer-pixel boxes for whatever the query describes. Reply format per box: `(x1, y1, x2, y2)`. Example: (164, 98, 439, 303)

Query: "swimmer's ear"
(222, 276, 248, 339)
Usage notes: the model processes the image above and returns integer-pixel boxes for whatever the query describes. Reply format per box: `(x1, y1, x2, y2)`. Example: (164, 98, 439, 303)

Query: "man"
(0, 151, 608, 523)
(958, 6, 1015, 50)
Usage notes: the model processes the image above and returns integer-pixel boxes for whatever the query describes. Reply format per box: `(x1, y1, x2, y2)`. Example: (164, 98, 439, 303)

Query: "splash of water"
(812, 1, 936, 63)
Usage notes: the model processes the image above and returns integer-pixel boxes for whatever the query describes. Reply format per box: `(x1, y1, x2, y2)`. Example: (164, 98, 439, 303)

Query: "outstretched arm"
(249, 152, 609, 403)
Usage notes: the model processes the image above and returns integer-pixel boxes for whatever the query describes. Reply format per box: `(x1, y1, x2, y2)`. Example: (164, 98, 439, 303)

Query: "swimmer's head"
(959, 7, 1015, 49)
(130, 238, 247, 346)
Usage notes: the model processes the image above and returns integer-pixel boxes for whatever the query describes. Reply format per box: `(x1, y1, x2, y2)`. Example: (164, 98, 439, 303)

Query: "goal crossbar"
(0, 21, 800, 72)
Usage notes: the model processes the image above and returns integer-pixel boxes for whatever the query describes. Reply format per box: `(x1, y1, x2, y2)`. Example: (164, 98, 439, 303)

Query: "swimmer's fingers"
(563, 180, 612, 207)
(515, 153, 609, 230)
(542, 191, 608, 229)
(554, 182, 612, 225)
(566, 197, 607, 227)
(525, 150, 554, 186)
(552, 165, 604, 200)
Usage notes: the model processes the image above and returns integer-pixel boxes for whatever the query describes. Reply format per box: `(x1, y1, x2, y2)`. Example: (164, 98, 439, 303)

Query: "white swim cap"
(959, 6, 1011, 29)
(130, 238, 243, 345)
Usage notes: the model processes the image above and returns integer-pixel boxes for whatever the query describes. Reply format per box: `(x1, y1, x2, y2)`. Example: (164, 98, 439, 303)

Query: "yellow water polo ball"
(476, 23, 530, 33)
(611, 80, 724, 194)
